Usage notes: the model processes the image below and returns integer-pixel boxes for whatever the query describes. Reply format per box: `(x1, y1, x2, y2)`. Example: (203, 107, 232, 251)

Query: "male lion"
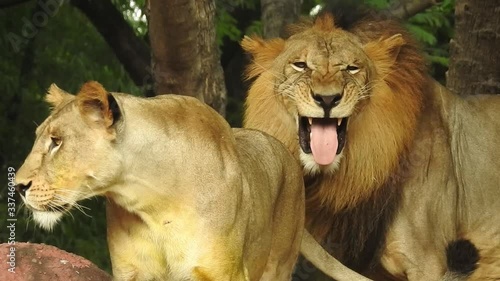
(242, 12, 500, 281)
(15, 81, 369, 281)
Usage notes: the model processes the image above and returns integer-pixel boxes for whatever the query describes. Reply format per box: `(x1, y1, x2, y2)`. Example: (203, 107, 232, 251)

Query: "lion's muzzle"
(312, 93, 342, 118)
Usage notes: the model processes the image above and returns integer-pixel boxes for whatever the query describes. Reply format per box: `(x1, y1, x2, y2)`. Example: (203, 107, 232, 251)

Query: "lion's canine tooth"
(308, 117, 313, 125)
(337, 118, 342, 126)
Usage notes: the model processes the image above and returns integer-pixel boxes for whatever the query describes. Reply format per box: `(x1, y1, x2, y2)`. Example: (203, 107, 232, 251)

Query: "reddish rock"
(0, 242, 111, 281)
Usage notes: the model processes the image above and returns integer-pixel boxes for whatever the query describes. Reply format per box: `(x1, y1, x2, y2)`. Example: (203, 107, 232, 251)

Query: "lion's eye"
(346, 65, 360, 75)
(291, 62, 307, 72)
(49, 136, 62, 152)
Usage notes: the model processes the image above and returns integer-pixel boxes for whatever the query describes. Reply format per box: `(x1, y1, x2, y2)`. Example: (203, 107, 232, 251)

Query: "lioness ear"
(46, 84, 73, 108)
(76, 81, 121, 129)
(364, 34, 405, 75)
(241, 35, 285, 78)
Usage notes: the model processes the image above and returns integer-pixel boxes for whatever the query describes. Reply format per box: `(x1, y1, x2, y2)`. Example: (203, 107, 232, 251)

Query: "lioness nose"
(312, 93, 342, 111)
(16, 181, 32, 196)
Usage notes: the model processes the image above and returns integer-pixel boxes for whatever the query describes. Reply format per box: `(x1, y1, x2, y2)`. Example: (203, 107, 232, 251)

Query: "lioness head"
(15, 82, 122, 230)
(243, 13, 421, 176)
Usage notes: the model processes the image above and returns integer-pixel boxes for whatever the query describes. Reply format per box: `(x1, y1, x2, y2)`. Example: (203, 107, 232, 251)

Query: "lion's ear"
(364, 34, 405, 75)
(241, 35, 285, 78)
(46, 84, 73, 108)
(76, 81, 121, 129)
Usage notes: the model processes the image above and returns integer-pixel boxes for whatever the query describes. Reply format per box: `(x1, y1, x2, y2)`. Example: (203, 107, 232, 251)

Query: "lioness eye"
(291, 62, 307, 72)
(49, 136, 62, 152)
(346, 65, 360, 75)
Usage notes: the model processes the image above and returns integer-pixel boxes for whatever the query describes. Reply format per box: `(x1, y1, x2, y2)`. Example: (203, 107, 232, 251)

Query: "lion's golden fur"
(242, 11, 500, 279)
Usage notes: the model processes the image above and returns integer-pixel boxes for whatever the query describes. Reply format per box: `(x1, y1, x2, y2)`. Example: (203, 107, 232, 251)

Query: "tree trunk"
(447, 0, 500, 96)
(148, 0, 226, 116)
(261, 0, 303, 38)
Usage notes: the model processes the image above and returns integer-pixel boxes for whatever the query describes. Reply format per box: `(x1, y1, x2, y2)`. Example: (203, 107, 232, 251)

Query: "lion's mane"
(243, 12, 429, 268)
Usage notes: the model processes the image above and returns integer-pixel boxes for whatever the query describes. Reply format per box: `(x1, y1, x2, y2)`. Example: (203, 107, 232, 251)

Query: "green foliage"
(112, 0, 148, 36)
(216, 9, 242, 46)
(215, 0, 260, 45)
(405, 0, 455, 80)
(244, 20, 263, 37)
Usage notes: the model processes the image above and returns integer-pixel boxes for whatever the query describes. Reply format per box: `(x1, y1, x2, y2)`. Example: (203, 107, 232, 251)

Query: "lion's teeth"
(308, 117, 313, 125)
(337, 118, 342, 126)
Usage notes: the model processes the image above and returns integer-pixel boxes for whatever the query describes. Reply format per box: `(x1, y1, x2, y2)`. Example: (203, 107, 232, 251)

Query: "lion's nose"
(16, 181, 32, 196)
(312, 93, 342, 111)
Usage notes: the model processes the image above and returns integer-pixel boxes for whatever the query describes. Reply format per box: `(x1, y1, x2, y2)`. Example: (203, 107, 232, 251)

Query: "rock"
(0, 242, 111, 281)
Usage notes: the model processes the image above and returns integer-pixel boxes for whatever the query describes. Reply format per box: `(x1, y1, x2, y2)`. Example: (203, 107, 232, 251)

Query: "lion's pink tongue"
(310, 122, 338, 165)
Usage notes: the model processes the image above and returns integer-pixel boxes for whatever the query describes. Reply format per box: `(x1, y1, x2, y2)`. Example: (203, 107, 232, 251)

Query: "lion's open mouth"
(299, 117, 347, 165)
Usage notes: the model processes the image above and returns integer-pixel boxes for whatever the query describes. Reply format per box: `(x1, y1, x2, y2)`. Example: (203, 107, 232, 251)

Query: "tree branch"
(390, 0, 437, 19)
(70, 0, 150, 87)
(0, 0, 30, 9)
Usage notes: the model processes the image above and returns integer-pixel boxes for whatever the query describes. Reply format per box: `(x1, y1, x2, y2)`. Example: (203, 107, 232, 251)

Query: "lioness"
(242, 12, 500, 281)
(15, 81, 369, 281)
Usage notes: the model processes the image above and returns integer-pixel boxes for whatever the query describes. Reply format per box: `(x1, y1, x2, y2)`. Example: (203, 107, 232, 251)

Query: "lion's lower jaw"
(300, 151, 343, 176)
(33, 211, 63, 231)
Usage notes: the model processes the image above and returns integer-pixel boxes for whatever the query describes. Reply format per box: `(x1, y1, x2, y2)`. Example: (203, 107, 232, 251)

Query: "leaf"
(427, 54, 449, 67)
(405, 24, 437, 45)
(216, 9, 242, 46)
(245, 20, 263, 37)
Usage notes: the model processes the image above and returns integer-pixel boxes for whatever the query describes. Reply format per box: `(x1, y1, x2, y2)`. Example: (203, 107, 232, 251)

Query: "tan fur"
(243, 12, 500, 280)
(16, 82, 370, 281)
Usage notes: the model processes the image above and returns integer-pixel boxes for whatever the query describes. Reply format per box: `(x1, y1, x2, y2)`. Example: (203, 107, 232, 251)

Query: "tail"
(300, 229, 372, 281)
(442, 239, 479, 281)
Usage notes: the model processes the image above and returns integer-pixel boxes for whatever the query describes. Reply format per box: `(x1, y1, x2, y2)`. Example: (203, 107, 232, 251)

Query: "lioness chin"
(15, 82, 370, 281)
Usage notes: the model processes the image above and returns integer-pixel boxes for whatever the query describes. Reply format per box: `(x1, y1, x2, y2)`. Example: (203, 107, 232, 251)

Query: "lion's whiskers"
(24, 208, 34, 230)
(72, 202, 92, 218)
(54, 190, 93, 218)
(350, 77, 378, 102)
